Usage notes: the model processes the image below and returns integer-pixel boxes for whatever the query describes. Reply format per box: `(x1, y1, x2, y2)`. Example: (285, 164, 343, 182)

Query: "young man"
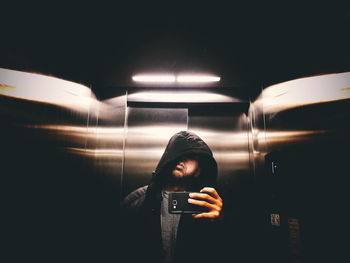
(120, 131, 224, 263)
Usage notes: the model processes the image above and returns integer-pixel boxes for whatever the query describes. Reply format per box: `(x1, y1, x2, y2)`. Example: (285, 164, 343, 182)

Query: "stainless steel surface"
(249, 72, 350, 262)
(11, 67, 350, 261)
(122, 107, 188, 197)
(188, 106, 250, 188)
(89, 95, 127, 201)
(1, 68, 107, 260)
(0, 67, 97, 113)
(121, 89, 251, 199)
(188, 104, 254, 251)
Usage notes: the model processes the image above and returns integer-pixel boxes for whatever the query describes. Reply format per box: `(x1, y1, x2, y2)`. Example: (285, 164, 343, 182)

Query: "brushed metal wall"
(120, 103, 252, 201)
(0, 67, 255, 261)
(117, 92, 252, 261)
(187, 104, 252, 219)
(120, 89, 251, 203)
(122, 106, 188, 197)
(7, 68, 349, 262)
(91, 95, 127, 203)
(249, 72, 350, 262)
(0, 68, 106, 261)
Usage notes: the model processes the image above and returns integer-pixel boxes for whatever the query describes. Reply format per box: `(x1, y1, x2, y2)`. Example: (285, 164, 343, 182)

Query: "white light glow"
(132, 75, 176, 83)
(132, 74, 221, 84)
(66, 147, 124, 158)
(0, 68, 100, 113)
(177, 75, 220, 83)
(254, 72, 350, 113)
(127, 91, 241, 103)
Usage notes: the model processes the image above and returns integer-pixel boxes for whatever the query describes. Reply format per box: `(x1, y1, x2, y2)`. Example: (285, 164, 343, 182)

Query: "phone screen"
(168, 192, 207, 214)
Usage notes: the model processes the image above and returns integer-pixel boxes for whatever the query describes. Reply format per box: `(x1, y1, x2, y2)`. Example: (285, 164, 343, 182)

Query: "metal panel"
(90, 95, 127, 201)
(188, 105, 250, 188)
(249, 72, 350, 262)
(187, 104, 253, 261)
(122, 107, 188, 197)
(0, 68, 106, 261)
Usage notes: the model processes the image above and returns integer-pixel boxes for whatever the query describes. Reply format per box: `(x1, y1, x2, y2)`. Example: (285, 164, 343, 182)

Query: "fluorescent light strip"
(132, 75, 176, 83)
(132, 74, 221, 83)
(177, 75, 220, 83)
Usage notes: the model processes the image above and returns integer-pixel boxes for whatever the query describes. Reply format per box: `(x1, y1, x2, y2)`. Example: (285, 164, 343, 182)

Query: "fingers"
(188, 198, 219, 211)
(190, 188, 223, 207)
(189, 192, 217, 205)
(192, 211, 220, 219)
(188, 187, 223, 220)
(200, 187, 221, 201)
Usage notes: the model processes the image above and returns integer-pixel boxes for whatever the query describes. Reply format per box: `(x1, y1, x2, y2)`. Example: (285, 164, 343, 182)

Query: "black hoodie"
(120, 131, 222, 263)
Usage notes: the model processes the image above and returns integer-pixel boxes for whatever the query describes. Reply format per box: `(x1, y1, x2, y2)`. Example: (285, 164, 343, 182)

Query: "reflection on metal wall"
(187, 104, 254, 261)
(127, 89, 243, 103)
(121, 89, 251, 201)
(188, 105, 250, 188)
(122, 107, 188, 196)
(0, 68, 107, 261)
(249, 72, 350, 262)
(90, 95, 127, 201)
(1, 67, 255, 261)
(118, 92, 253, 260)
(0, 68, 97, 113)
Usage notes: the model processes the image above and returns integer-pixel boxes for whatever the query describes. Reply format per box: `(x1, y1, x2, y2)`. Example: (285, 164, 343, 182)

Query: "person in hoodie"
(120, 131, 224, 263)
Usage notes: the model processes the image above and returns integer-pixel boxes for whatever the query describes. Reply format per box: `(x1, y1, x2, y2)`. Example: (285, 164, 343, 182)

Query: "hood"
(153, 131, 218, 188)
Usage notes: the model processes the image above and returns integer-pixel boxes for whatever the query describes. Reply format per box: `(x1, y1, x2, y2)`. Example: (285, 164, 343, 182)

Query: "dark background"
(1, 2, 350, 100)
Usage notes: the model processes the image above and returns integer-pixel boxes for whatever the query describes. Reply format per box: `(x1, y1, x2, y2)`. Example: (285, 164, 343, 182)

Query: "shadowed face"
(172, 157, 200, 178)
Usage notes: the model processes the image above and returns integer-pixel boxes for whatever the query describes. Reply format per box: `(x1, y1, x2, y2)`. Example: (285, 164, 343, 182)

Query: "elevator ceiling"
(1, 2, 349, 101)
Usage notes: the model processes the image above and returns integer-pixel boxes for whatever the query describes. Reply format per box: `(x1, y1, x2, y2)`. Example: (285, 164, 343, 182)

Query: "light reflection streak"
(255, 130, 328, 146)
(255, 72, 350, 113)
(0, 68, 101, 112)
(214, 151, 250, 161)
(132, 74, 176, 83)
(187, 128, 249, 149)
(127, 125, 187, 135)
(177, 75, 220, 83)
(125, 126, 191, 148)
(24, 123, 254, 162)
(125, 126, 250, 150)
(67, 147, 123, 158)
(25, 125, 125, 141)
(128, 91, 241, 103)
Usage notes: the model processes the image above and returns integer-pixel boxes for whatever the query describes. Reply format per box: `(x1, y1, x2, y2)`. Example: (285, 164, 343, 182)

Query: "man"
(120, 131, 224, 263)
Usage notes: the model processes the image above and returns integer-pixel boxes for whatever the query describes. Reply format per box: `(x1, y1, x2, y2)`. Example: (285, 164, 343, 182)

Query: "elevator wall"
(249, 72, 350, 262)
(1, 68, 253, 261)
(117, 90, 254, 260)
(4, 67, 348, 262)
(0, 68, 108, 261)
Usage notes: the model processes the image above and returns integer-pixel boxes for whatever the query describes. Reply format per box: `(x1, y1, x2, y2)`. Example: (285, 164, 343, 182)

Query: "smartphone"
(168, 192, 207, 214)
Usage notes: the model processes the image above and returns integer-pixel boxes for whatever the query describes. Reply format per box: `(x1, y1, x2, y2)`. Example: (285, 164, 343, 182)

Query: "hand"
(188, 187, 223, 219)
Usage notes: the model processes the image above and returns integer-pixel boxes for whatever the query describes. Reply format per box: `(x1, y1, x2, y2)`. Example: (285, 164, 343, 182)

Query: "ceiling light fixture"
(132, 75, 176, 83)
(132, 74, 221, 84)
(177, 75, 220, 83)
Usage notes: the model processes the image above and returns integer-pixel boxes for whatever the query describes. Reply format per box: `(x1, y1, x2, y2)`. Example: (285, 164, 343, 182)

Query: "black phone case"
(168, 192, 206, 214)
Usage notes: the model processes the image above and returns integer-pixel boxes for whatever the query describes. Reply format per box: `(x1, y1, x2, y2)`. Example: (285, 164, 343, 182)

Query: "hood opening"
(152, 131, 218, 190)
